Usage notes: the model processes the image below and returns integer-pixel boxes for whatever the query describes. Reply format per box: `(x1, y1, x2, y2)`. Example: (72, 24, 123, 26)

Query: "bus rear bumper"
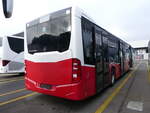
(25, 77, 85, 100)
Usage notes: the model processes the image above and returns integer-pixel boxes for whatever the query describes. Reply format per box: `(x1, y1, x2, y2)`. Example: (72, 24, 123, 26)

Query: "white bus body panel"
(0, 36, 24, 74)
(25, 6, 91, 66)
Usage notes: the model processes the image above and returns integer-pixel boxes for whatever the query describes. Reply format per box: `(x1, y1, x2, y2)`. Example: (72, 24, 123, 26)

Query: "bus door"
(129, 46, 133, 67)
(102, 36, 110, 87)
(94, 28, 103, 92)
(119, 43, 124, 74)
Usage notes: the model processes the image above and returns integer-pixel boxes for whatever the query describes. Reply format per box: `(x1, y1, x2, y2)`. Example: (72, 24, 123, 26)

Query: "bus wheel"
(111, 68, 115, 86)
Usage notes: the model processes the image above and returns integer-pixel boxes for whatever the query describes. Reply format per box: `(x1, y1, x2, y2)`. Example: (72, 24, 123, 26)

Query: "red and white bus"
(25, 7, 133, 100)
(148, 40, 150, 67)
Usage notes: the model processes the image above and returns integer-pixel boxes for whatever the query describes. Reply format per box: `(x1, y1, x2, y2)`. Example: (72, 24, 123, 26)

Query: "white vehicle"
(0, 35, 24, 74)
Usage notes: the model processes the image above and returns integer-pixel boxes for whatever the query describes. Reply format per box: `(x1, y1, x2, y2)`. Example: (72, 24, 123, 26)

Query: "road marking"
(0, 74, 19, 77)
(0, 88, 26, 97)
(0, 92, 37, 106)
(0, 78, 24, 84)
(0, 77, 23, 82)
(127, 101, 143, 111)
(95, 64, 140, 113)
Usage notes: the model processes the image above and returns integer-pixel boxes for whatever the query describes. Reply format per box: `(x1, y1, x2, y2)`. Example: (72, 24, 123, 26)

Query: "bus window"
(108, 47, 118, 62)
(81, 17, 94, 65)
(108, 39, 118, 63)
(27, 10, 71, 54)
(7, 37, 24, 54)
(95, 32, 103, 72)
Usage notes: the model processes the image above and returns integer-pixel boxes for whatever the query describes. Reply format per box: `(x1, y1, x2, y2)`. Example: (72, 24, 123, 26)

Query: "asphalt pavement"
(0, 60, 149, 113)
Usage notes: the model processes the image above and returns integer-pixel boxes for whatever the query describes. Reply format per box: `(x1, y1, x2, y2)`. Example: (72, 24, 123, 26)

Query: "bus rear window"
(26, 8, 71, 54)
(28, 32, 71, 53)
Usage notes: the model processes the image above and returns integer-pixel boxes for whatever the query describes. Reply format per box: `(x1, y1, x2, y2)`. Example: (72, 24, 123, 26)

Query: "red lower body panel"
(25, 77, 84, 100)
(25, 59, 96, 100)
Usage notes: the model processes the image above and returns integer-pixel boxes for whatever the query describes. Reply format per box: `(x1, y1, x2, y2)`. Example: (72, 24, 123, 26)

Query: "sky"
(0, 0, 150, 47)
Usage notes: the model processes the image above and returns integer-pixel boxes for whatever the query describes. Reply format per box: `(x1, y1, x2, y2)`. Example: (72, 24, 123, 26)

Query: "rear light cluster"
(2, 60, 10, 66)
(72, 58, 81, 83)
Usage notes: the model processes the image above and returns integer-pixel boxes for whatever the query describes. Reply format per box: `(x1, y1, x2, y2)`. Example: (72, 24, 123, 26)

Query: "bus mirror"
(2, 0, 13, 18)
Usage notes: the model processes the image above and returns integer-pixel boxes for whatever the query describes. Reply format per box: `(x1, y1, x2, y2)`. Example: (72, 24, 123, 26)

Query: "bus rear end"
(0, 37, 8, 73)
(25, 8, 87, 100)
(0, 36, 24, 74)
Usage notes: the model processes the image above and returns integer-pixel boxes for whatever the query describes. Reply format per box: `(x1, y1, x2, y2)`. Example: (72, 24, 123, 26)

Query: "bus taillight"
(72, 58, 81, 83)
(2, 60, 10, 66)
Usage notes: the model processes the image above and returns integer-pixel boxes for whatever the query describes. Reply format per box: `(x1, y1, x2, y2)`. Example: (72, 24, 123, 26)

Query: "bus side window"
(108, 39, 118, 63)
(81, 17, 94, 65)
(102, 36, 109, 73)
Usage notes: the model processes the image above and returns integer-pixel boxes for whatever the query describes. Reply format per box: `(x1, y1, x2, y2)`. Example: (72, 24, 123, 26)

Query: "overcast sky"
(0, 0, 150, 47)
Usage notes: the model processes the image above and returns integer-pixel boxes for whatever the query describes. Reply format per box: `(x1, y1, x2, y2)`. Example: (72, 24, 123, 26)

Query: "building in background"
(134, 47, 148, 60)
(148, 40, 150, 65)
